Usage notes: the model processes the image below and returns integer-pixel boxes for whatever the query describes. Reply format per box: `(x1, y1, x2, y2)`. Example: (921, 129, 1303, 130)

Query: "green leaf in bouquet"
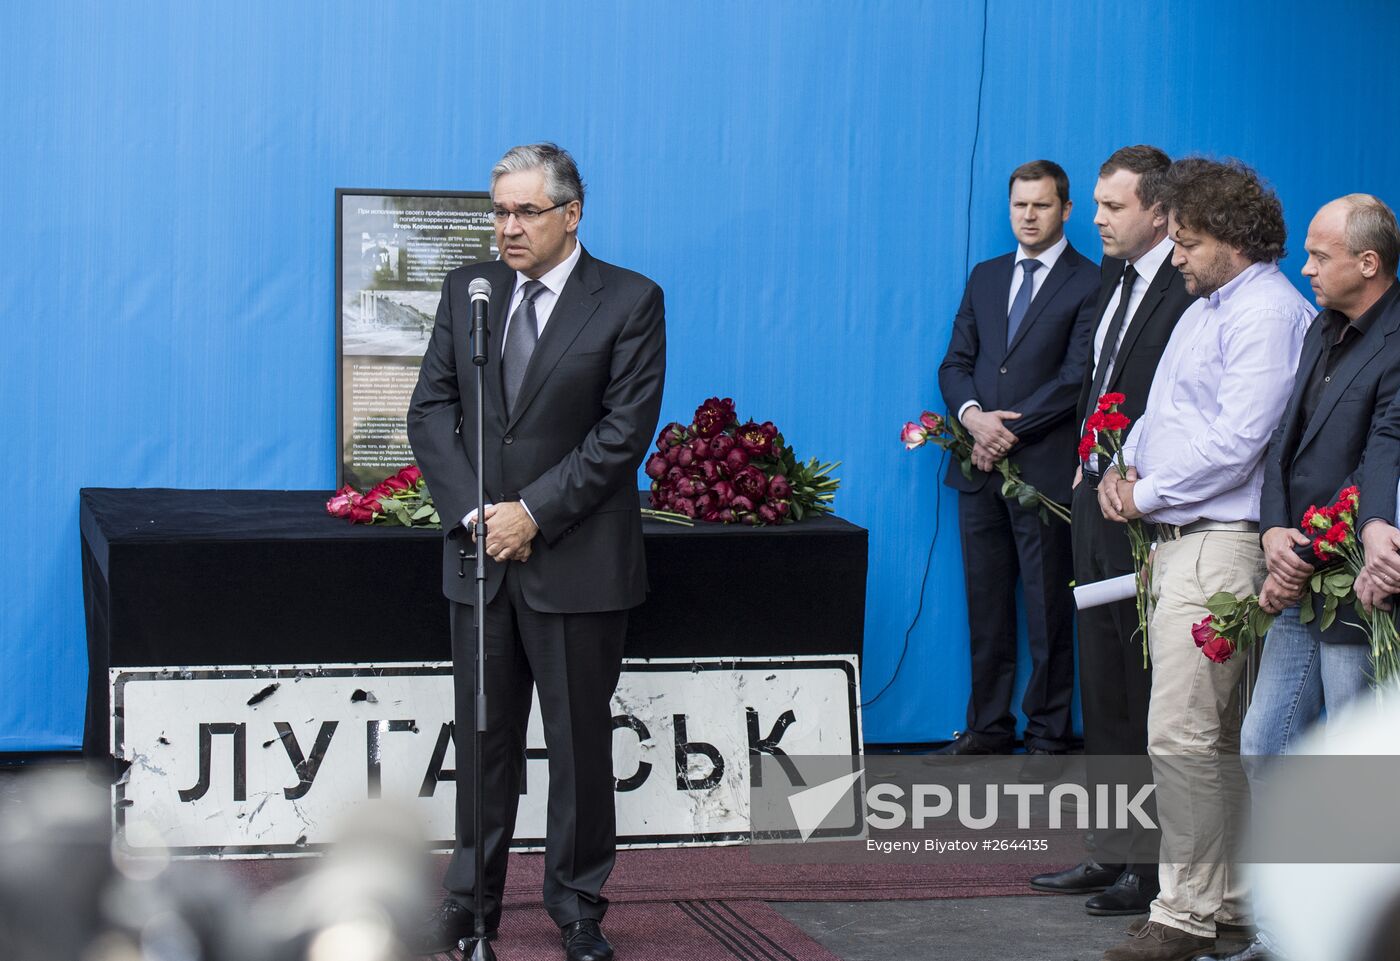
(1310, 572, 1324, 593)
(1240, 625, 1255, 650)
(412, 504, 436, 520)
(1299, 599, 1315, 625)
(1248, 607, 1275, 637)
(1321, 606, 1336, 632)
(1324, 572, 1353, 597)
(1205, 592, 1239, 617)
(959, 457, 973, 480)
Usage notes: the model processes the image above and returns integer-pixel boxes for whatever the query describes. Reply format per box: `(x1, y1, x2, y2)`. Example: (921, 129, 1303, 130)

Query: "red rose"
(645, 453, 668, 479)
(1101, 412, 1130, 432)
(690, 437, 712, 459)
(731, 495, 756, 513)
(709, 435, 736, 458)
(773, 500, 791, 518)
(693, 397, 737, 439)
(712, 480, 736, 506)
(673, 496, 698, 518)
(1190, 616, 1218, 649)
(326, 486, 357, 518)
(675, 476, 703, 498)
(665, 466, 685, 484)
(734, 465, 768, 501)
(736, 421, 775, 457)
(383, 474, 409, 491)
(656, 422, 688, 450)
(1313, 536, 1335, 563)
(919, 411, 945, 434)
(397, 465, 422, 486)
(758, 504, 781, 525)
(348, 504, 376, 523)
(698, 459, 722, 483)
(695, 493, 718, 516)
(366, 484, 392, 508)
(902, 422, 927, 450)
(664, 446, 682, 466)
(725, 448, 750, 473)
(768, 474, 792, 499)
(1077, 433, 1096, 463)
(676, 447, 695, 468)
(1201, 635, 1236, 664)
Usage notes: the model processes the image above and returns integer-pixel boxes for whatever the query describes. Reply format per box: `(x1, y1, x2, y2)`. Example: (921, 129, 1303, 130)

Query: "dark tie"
(503, 280, 546, 412)
(1087, 263, 1139, 407)
(1006, 259, 1042, 346)
(1084, 263, 1138, 472)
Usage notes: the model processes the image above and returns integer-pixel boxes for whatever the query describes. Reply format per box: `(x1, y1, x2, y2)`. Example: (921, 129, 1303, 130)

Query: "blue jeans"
(1241, 605, 1371, 757)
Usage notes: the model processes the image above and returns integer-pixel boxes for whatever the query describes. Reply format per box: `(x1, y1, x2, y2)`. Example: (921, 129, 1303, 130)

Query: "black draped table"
(79, 489, 868, 755)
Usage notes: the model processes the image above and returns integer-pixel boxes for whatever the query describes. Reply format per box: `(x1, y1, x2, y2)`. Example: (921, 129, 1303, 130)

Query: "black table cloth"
(80, 489, 868, 754)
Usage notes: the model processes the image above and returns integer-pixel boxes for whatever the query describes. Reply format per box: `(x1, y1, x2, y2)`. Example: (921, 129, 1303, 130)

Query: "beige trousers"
(1145, 528, 1263, 938)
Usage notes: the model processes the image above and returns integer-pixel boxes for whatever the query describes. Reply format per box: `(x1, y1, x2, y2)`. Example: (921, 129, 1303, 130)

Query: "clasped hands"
(963, 407, 1022, 473)
(1096, 466, 1143, 522)
(1258, 520, 1400, 615)
(471, 501, 539, 563)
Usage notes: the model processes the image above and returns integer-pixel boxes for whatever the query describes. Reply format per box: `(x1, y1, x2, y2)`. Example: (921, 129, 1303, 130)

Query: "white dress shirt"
(958, 234, 1070, 420)
(1090, 233, 1175, 384)
(462, 239, 584, 529)
(1119, 261, 1315, 525)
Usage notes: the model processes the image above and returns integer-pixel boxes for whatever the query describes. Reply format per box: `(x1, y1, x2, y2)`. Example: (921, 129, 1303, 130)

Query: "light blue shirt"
(1120, 261, 1315, 525)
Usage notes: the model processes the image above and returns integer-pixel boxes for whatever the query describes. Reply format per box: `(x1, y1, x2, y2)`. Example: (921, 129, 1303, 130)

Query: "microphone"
(468, 277, 491, 366)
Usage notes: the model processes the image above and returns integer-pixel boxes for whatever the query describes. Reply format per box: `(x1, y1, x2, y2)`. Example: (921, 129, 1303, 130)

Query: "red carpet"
(221, 845, 1055, 904)
(426, 900, 841, 961)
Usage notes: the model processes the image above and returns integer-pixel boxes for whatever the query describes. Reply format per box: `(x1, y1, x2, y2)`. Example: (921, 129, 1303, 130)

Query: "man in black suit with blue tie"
(937, 159, 1099, 756)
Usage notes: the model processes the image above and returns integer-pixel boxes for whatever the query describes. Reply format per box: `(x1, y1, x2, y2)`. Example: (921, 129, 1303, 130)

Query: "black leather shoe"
(932, 731, 1014, 755)
(1196, 936, 1272, 961)
(1029, 860, 1122, 893)
(410, 899, 496, 955)
(1085, 871, 1159, 916)
(561, 919, 614, 961)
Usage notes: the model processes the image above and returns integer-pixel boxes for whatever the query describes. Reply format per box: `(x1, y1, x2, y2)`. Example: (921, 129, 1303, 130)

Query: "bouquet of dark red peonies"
(646, 397, 840, 525)
(1078, 392, 1153, 662)
(326, 465, 440, 529)
(902, 410, 1069, 524)
(1302, 486, 1400, 681)
(1191, 594, 1276, 664)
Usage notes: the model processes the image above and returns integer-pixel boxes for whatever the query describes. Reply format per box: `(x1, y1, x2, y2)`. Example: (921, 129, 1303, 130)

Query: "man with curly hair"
(1097, 159, 1315, 961)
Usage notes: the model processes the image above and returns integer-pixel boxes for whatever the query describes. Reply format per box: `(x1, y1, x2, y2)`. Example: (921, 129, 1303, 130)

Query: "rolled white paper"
(1073, 572, 1138, 610)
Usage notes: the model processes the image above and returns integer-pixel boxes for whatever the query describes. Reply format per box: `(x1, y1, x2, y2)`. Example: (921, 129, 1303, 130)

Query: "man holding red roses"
(937, 160, 1099, 756)
(1096, 159, 1313, 961)
(1031, 146, 1197, 917)
(1208, 196, 1400, 961)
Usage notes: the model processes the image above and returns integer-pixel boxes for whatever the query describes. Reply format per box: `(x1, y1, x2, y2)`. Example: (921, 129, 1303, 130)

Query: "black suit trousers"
(444, 564, 627, 928)
(956, 483, 1074, 749)
(1070, 477, 1154, 873)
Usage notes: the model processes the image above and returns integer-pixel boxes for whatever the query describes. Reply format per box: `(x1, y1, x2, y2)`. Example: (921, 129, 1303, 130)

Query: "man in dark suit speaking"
(407, 143, 666, 960)
(937, 160, 1099, 756)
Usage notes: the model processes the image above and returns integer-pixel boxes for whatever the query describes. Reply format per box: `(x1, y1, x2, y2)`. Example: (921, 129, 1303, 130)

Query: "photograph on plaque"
(336, 189, 495, 487)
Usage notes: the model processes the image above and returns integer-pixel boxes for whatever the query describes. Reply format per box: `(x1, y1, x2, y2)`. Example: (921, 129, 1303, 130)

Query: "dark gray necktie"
(1088, 263, 1139, 401)
(1006, 259, 1042, 345)
(503, 280, 545, 412)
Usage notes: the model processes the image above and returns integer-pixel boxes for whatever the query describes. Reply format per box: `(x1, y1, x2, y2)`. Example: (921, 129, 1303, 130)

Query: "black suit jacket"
(1260, 282, 1400, 644)
(938, 242, 1100, 503)
(407, 246, 667, 613)
(1074, 254, 1196, 432)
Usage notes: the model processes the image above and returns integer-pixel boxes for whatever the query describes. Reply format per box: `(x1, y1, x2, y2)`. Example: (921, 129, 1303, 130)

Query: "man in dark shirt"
(1200, 195, 1400, 961)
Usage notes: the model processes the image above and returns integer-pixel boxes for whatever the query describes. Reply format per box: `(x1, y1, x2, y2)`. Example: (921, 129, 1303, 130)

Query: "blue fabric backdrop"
(4, 1, 1399, 750)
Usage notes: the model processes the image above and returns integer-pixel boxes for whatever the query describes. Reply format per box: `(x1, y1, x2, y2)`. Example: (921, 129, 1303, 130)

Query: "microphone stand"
(460, 296, 496, 961)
